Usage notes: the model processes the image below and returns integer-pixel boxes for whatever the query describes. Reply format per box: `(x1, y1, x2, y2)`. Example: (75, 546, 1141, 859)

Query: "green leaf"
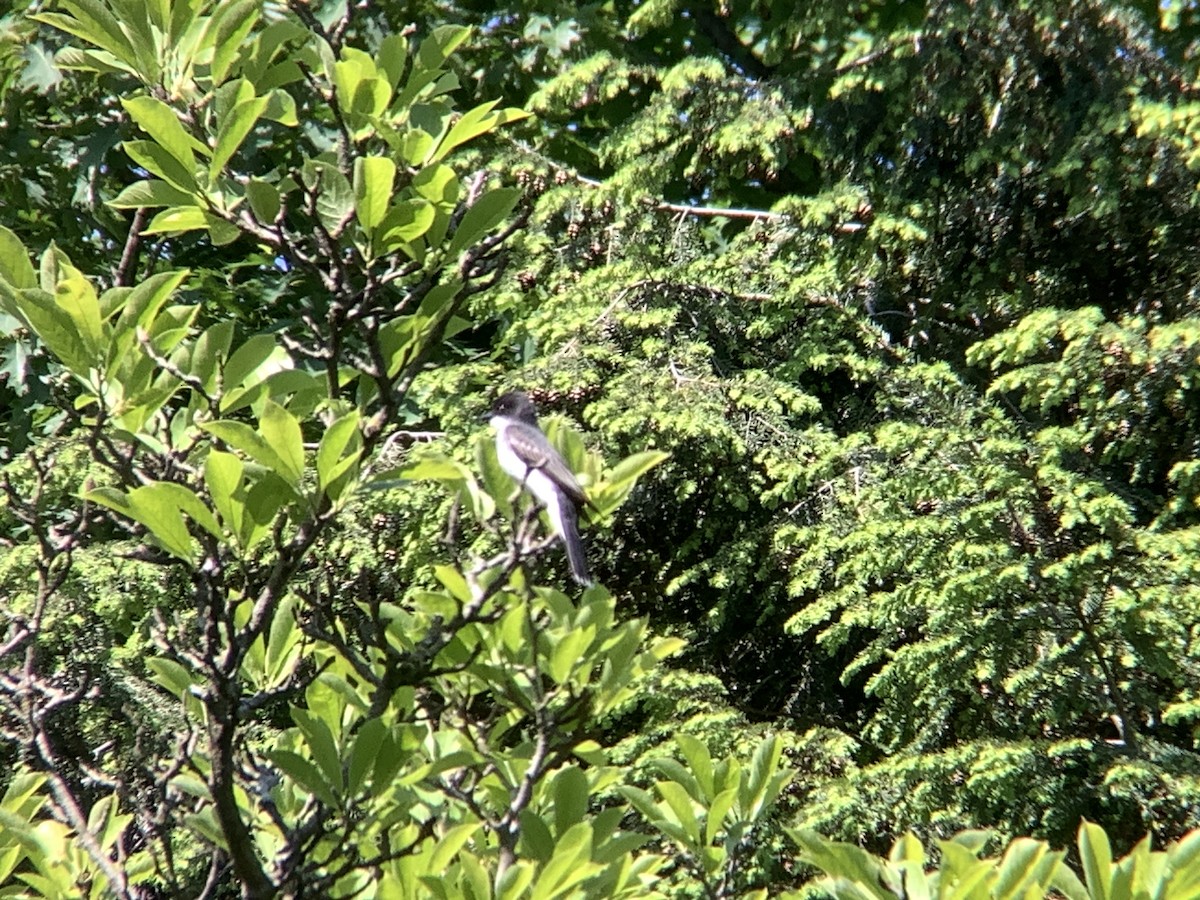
(1079, 820, 1114, 900)
(142, 206, 209, 234)
(53, 265, 104, 359)
(553, 767, 589, 836)
(607, 450, 670, 487)
(145, 657, 194, 699)
(705, 788, 738, 845)
(245, 178, 280, 223)
(3, 289, 93, 374)
(148, 481, 222, 539)
(354, 156, 397, 233)
(263, 87, 298, 124)
(259, 400, 305, 484)
(33, 2, 138, 73)
(446, 187, 520, 256)
(204, 450, 244, 538)
(221, 333, 290, 407)
(316, 411, 362, 497)
(433, 100, 530, 163)
(548, 628, 587, 684)
(209, 0, 260, 85)
(377, 199, 435, 254)
(497, 861, 536, 900)
(123, 140, 198, 193)
(292, 707, 343, 796)
(210, 94, 271, 179)
(530, 822, 595, 900)
(413, 163, 459, 206)
(114, 269, 190, 333)
(122, 96, 208, 172)
(109, 179, 196, 209)
(86, 484, 195, 561)
(428, 823, 480, 873)
(0, 227, 36, 289)
(303, 160, 354, 233)
(791, 828, 893, 900)
(199, 419, 295, 485)
(268, 749, 338, 808)
(347, 718, 386, 796)
(416, 25, 471, 71)
(675, 734, 714, 799)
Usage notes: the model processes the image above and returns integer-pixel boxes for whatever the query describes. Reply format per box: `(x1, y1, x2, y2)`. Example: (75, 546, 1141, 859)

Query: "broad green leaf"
(188, 320, 235, 394)
(4, 288, 93, 374)
(446, 187, 520, 256)
(204, 450, 244, 537)
(428, 823, 481, 874)
(433, 100, 530, 163)
(529, 822, 595, 900)
(791, 828, 893, 900)
(497, 862, 536, 900)
(210, 94, 271, 179)
(109, 179, 195, 209)
(53, 265, 104, 359)
(354, 156, 397, 233)
(122, 96, 208, 171)
(377, 33, 407, 87)
(114, 269, 190, 333)
(268, 750, 338, 808)
(260, 400, 305, 483)
(655, 780, 701, 846)
(416, 25, 470, 71)
(200, 419, 293, 484)
(553, 767, 589, 836)
(0, 227, 35, 289)
(1079, 820, 1114, 900)
(263, 87, 299, 124)
(123, 140, 198, 192)
(86, 484, 194, 561)
(303, 161, 354, 233)
(413, 163, 459, 206)
(265, 594, 300, 684)
(377, 200, 436, 258)
(220, 334, 292, 412)
(398, 129, 435, 167)
(705, 788, 738, 845)
(33, 3, 138, 73)
(209, 0, 260, 85)
(347, 718, 386, 796)
(241, 474, 292, 550)
(316, 411, 362, 496)
(606, 450, 670, 487)
(145, 481, 222, 540)
(223, 333, 287, 391)
(676, 734, 714, 799)
(398, 455, 469, 482)
(145, 657, 193, 699)
(245, 178, 280, 223)
(744, 735, 788, 819)
(548, 628, 588, 684)
(143, 206, 209, 234)
(292, 707, 343, 795)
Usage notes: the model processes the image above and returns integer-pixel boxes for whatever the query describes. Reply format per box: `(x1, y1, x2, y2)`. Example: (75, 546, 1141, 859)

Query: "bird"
(488, 391, 592, 586)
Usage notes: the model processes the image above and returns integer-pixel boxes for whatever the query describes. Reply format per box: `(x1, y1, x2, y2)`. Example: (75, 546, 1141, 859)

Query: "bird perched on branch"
(488, 391, 592, 586)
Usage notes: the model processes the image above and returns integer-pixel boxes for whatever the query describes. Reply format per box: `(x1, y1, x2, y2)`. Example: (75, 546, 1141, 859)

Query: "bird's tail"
(557, 497, 593, 587)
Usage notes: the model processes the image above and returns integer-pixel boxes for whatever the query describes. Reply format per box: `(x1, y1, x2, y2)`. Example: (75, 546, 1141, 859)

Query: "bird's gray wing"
(506, 421, 588, 507)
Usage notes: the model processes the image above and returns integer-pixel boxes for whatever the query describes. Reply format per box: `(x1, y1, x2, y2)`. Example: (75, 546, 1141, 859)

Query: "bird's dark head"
(490, 390, 539, 424)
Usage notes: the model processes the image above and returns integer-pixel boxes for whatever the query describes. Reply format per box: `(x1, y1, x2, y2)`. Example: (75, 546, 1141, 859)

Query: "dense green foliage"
(3, 0, 1200, 897)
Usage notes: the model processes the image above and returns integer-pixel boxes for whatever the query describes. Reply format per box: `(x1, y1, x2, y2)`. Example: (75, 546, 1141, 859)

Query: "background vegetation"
(2, 0, 1200, 897)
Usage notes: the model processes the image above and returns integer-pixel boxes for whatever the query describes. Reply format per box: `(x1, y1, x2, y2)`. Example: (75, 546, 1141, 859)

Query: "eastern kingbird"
(488, 391, 592, 586)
